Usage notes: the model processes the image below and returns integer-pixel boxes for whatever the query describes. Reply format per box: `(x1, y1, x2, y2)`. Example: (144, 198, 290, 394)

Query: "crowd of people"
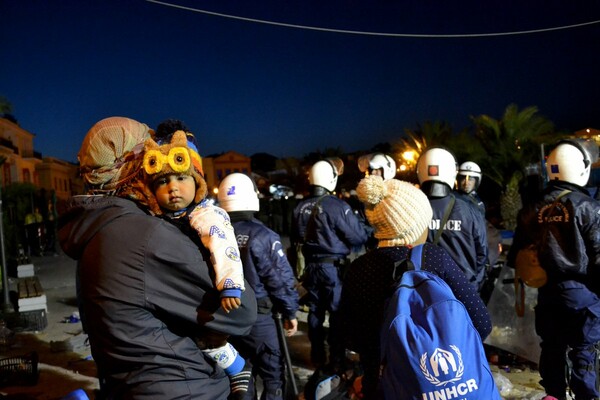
(57, 115, 600, 400)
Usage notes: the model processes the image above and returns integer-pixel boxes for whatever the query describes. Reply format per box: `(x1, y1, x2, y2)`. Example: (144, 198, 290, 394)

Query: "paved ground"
(0, 251, 559, 400)
(0, 252, 316, 399)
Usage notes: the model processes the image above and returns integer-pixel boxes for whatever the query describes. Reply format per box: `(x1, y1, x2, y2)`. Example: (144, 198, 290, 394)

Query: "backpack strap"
(392, 244, 424, 281)
(408, 244, 424, 271)
(555, 189, 571, 202)
(432, 195, 455, 245)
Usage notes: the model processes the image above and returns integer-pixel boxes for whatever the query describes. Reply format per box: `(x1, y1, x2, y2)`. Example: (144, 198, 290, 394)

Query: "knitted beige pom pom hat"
(356, 175, 433, 247)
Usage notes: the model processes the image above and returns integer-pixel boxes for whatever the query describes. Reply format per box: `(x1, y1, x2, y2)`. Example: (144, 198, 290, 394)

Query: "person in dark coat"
(218, 172, 299, 400)
(416, 147, 489, 292)
(340, 175, 492, 399)
(58, 117, 257, 399)
(291, 158, 368, 371)
(509, 138, 600, 400)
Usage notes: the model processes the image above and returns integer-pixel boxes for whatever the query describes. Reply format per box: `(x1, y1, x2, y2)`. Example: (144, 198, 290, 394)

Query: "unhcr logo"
(419, 345, 479, 400)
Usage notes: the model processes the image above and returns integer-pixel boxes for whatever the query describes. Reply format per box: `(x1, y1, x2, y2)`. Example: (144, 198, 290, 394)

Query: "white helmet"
(457, 161, 482, 191)
(218, 173, 259, 212)
(416, 147, 458, 189)
(357, 153, 397, 181)
(546, 139, 598, 187)
(309, 158, 344, 192)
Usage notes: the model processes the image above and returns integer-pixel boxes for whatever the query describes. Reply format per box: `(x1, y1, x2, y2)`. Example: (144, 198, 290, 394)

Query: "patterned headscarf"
(78, 116, 153, 195)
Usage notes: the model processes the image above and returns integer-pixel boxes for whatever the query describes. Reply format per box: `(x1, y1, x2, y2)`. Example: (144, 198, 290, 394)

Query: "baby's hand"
(221, 297, 242, 313)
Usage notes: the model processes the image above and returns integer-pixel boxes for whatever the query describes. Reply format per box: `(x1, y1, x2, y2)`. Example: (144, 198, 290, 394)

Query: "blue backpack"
(379, 244, 500, 400)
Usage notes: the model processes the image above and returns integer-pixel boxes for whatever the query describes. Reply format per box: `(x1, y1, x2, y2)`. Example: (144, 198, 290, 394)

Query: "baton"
(274, 312, 299, 398)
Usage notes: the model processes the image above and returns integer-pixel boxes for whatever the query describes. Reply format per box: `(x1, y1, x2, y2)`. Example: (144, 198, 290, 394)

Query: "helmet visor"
(578, 138, 599, 166)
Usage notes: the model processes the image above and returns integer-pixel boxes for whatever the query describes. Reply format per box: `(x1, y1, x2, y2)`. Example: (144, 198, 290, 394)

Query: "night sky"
(1, 0, 599, 163)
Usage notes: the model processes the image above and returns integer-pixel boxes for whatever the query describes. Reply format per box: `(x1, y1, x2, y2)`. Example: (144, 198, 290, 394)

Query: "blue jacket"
(230, 213, 299, 321)
(292, 194, 368, 260)
(427, 194, 489, 290)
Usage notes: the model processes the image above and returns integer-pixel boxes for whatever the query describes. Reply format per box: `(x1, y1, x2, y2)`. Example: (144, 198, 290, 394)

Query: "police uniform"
(427, 194, 489, 291)
(512, 181, 600, 399)
(456, 190, 486, 217)
(291, 194, 368, 368)
(228, 212, 299, 400)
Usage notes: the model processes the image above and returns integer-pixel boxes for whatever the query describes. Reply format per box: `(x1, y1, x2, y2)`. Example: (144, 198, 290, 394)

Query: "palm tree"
(392, 121, 458, 181)
(471, 104, 559, 229)
(0, 96, 12, 115)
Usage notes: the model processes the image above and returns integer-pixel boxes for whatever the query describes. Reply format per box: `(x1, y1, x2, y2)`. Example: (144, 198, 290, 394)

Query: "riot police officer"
(417, 147, 489, 291)
(511, 138, 600, 400)
(456, 161, 486, 217)
(219, 173, 299, 400)
(291, 158, 368, 371)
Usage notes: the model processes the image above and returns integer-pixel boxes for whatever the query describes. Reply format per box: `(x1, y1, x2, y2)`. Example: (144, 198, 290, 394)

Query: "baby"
(141, 123, 248, 398)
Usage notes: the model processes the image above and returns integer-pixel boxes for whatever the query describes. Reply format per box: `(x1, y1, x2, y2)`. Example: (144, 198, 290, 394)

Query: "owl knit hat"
(356, 175, 433, 247)
(78, 116, 152, 194)
(142, 130, 207, 215)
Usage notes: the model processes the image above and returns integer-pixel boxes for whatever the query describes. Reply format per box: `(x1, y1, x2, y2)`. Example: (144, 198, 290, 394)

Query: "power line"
(145, 0, 600, 38)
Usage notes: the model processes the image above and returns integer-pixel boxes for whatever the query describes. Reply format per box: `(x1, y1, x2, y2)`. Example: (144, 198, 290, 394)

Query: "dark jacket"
(230, 212, 299, 321)
(58, 195, 257, 399)
(427, 194, 489, 289)
(510, 181, 600, 305)
(341, 243, 491, 353)
(291, 194, 368, 260)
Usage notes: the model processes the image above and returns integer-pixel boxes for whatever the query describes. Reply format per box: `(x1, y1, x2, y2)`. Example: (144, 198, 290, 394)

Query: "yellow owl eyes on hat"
(143, 147, 191, 175)
(141, 130, 208, 215)
(142, 131, 203, 178)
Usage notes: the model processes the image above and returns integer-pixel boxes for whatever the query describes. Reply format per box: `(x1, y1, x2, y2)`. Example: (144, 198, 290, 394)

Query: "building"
(0, 117, 81, 202)
(0, 117, 42, 187)
(36, 157, 83, 201)
(202, 151, 252, 196)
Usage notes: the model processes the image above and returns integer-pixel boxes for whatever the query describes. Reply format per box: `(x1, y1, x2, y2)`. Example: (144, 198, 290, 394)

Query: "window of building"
(23, 168, 31, 183)
(2, 164, 9, 186)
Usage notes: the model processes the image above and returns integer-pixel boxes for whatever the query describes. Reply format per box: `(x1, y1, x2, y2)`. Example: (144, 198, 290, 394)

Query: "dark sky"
(2, 0, 599, 163)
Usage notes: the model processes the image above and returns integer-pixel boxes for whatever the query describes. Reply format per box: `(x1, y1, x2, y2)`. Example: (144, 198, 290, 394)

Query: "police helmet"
(357, 153, 397, 181)
(416, 147, 458, 189)
(218, 173, 260, 212)
(546, 138, 599, 187)
(457, 161, 482, 192)
(309, 158, 344, 192)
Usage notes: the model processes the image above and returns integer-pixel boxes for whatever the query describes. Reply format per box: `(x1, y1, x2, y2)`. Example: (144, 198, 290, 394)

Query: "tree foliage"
(396, 121, 456, 156)
(0, 96, 12, 115)
(470, 104, 559, 190)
